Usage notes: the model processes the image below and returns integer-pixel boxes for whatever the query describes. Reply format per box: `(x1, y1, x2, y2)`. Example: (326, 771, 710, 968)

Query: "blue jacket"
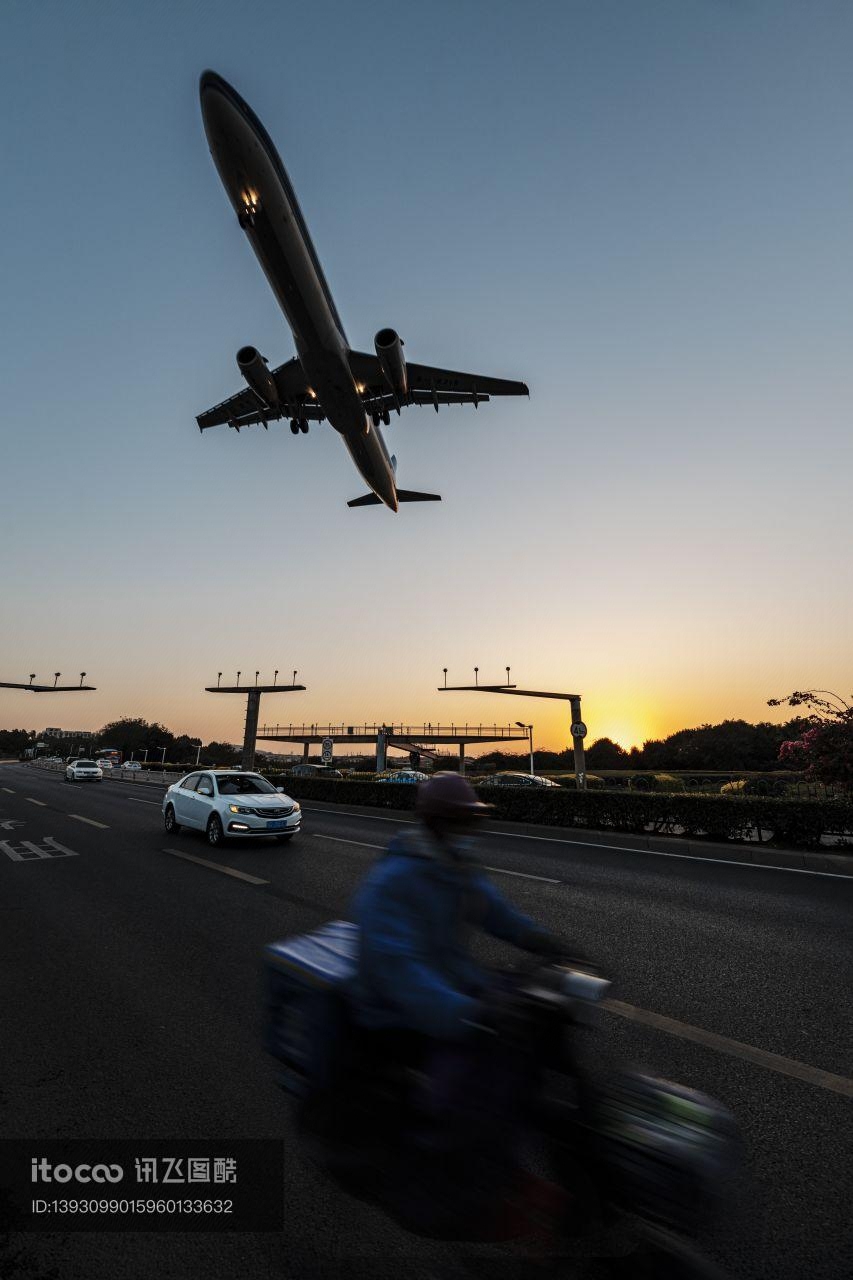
(348, 827, 542, 1041)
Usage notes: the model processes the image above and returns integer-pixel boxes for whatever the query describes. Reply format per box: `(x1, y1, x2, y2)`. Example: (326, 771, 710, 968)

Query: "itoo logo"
(31, 1159, 123, 1183)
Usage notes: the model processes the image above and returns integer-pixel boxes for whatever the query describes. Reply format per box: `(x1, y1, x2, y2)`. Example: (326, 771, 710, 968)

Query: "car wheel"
(164, 804, 180, 834)
(207, 813, 223, 847)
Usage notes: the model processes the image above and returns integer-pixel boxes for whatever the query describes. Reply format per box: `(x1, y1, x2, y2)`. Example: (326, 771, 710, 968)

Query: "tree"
(585, 737, 629, 769)
(769, 690, 853, 786)
(97, 718, 175, 759)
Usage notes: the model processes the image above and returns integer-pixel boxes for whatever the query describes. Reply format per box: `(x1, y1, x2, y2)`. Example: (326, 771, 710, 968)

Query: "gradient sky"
(1, 0, 850, 751)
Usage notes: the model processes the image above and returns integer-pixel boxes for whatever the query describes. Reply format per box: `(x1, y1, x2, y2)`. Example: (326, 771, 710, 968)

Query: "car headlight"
(291, 802, 301, 813)
(229, 804, 254, 814)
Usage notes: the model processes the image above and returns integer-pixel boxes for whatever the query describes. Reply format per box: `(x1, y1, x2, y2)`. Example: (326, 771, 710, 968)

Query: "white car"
(375, 769, 430, 784)
(162, 770, 301, 846)
(66, 760, 103, 782)
(124, 760, 142, 771)
(95, 759, 113, 771)
(478, 772, 560, 788)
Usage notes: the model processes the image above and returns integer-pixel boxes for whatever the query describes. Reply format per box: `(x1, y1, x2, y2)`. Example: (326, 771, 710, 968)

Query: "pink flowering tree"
(768, 690, 853, 786)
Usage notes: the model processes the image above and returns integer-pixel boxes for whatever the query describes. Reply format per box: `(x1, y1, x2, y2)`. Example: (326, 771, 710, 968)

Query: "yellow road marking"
(604, 999, 853, 1099)
(163, 848, 269, 885)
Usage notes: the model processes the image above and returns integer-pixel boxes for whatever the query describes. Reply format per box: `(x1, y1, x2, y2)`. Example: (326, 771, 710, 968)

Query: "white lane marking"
(1, 837, 78, 862)
(302, 808, 853, 881)
(2, 787, 15, 793)
(482, 865, 561, 885)
(311, 835, 561, 885)
(126, 797, 161, 806)
(163, 848, 269, 885)
(26, 798, 47, 807)
(313, 834, 384, 851)
(605, 999, 853, 1099)
(68, 814, 110, 829)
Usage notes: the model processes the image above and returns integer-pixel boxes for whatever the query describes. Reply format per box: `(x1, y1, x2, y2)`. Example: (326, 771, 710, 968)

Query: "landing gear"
(299, 419, 309, 433)
(237, 210, 256, 229)
(290, 419, 299, 435)
(290, 418, 309, 434)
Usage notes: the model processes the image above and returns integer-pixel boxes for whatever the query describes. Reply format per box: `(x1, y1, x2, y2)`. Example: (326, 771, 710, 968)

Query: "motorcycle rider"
(344, 772, 574, 1237)
(350, 771, 570, 1042)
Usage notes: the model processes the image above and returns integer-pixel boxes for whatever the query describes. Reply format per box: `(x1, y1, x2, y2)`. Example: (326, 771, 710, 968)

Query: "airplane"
(197, 71, 529, 511)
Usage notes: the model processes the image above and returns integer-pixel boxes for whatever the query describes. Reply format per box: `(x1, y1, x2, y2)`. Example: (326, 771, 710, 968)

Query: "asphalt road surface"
(1, 763, 851, 1280)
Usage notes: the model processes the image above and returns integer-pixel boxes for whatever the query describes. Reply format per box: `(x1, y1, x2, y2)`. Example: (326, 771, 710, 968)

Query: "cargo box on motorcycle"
(263, 920, 359, 1099)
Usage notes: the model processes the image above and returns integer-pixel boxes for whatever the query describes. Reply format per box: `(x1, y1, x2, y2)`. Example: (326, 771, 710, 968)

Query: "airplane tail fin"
(396, 489, 441, 503)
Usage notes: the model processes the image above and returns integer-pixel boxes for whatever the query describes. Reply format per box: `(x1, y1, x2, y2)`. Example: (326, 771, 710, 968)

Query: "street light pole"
(195, 740, 202, 766)
(159, 746, 167, 766)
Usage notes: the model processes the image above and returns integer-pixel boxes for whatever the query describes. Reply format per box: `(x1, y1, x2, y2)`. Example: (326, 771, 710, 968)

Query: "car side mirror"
(276, 786, 285, 793)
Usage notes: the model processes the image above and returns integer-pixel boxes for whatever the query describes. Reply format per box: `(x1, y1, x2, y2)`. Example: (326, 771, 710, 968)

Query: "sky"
(1, 0, 850, 752)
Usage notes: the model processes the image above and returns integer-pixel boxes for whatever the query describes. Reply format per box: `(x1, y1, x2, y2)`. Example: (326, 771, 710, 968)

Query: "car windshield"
(216, 774, 276, 795)
(76, 761, 97, 768)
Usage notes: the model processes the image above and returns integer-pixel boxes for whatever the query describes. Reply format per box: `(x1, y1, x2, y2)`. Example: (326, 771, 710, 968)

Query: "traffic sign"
(570, 721, 587, 739)
(321, 736, 334, 764)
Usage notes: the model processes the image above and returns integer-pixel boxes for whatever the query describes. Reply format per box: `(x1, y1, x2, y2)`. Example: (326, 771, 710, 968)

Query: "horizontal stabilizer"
(347, 492, 384, 508)
(396, 489, 442, 503)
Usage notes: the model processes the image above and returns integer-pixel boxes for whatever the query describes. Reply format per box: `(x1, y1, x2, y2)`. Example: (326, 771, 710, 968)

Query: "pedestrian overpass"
(256, 722, 531, 773)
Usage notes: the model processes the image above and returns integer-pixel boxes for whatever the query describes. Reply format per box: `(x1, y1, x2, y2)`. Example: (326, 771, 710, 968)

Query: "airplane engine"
(237, 346, 279, 409)
(374, 328, 408, 401)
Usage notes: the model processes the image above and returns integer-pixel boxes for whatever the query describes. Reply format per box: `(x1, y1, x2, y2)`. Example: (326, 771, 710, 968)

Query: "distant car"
(65, 760, 103, 783)
(478, 772, 559, 788)
(289, 763, 342, 778)
(95, 759, 113, 771)
(375, 769, 430, 784)
(162, 770, 301, 847)
(123, 760, 142, 771)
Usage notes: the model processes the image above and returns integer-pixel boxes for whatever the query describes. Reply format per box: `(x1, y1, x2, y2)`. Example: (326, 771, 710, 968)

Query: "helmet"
(416, 772, 492, 822)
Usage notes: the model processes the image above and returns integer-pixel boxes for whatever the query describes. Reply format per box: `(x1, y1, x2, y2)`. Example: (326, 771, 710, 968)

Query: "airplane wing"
(196, 357, 322, 430)
(348, 351, 528, 404)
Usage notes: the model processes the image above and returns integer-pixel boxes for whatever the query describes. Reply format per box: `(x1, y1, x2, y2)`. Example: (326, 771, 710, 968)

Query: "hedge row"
(267, 776, 853, 850)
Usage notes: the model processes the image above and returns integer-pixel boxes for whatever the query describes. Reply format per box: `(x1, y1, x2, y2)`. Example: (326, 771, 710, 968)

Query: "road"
(1, 762, 851, 1280)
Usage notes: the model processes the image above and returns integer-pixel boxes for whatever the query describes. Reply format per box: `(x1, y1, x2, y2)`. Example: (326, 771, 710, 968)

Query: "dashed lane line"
(312, 834, 561, 884)
(26, 798, 47, 807)
(126, 797, 161, 805)
(604, 999, 853, 1099)
(2, 787, 15, 793)
(482, 865, 561, 885)
(302, 808, 853, 881)
(163, 848, 269, 886)
(68, 814, 110, 829)
(313, 834, 383, 851)
(161, 835, 848, 1096)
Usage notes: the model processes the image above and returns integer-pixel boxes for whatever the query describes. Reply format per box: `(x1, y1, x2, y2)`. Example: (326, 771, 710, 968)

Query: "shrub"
(629, 773, 685, 793)
(552, 773, 606, 790)
(268, 775, 853, 849)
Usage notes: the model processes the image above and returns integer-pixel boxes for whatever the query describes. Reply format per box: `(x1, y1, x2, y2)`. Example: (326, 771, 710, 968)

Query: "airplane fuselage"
(200, 72, 398, 509)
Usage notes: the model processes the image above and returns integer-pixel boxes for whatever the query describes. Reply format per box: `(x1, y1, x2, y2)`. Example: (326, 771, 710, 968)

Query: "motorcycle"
(264, 921, 739, 1278)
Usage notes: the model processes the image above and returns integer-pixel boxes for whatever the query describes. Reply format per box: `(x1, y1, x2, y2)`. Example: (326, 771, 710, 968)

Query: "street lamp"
(194, 739, 203, 766)
(159, 745, 167, 766)
(516, 721, 534, 776)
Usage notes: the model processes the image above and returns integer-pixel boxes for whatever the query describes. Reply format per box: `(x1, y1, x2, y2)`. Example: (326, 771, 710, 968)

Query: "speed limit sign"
(570, 721, 587, 739)
(321, 736, 334, 763)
